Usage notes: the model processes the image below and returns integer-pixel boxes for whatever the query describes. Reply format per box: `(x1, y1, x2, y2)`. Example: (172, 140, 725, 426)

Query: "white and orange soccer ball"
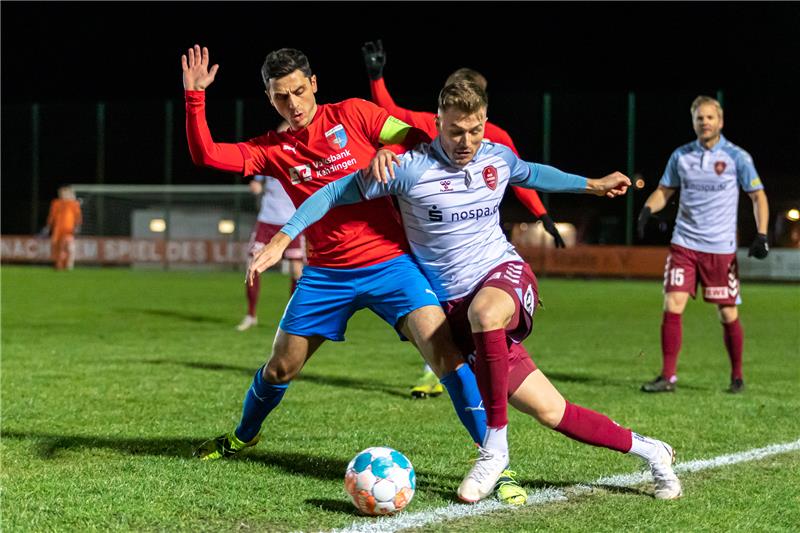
(344, 446, 416, 515)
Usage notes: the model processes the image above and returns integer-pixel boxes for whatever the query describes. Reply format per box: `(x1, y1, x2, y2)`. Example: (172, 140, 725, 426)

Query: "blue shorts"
(279, 254, 440, 341)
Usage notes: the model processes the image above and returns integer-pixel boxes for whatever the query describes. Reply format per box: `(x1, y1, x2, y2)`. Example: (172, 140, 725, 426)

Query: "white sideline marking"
(326, 439, 800, 533)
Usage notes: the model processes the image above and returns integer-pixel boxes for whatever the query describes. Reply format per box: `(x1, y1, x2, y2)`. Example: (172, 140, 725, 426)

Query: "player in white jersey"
(237, 174, 305, 331)
(249, 81, 682, 503)
(638, 96, 770, 394)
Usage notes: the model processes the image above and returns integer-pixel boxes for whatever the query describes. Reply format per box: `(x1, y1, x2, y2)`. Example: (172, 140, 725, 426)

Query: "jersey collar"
(431, 137, 487, 168)
(695, 134, 728, 152)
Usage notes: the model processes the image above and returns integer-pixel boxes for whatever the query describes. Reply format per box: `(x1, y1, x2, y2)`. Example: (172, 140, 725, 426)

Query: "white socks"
(483, 425, 509, 455)
(628, 432, 660, 461)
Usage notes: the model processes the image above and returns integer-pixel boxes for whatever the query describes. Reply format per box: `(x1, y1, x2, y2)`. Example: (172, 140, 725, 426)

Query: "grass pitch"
(2, 265, 799, 531)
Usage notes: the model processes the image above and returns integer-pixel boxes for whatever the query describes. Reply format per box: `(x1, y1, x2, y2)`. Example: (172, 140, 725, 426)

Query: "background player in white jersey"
(237, 173, 306, 331)
(250, 80, 682, 503)
(638, 96, 770, 394)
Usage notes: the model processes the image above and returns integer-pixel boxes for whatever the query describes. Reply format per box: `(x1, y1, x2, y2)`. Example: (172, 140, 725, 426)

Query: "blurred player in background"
(238, 172, 305, 331)
(362, 39, 566, 399)
(638, 96, 770, 394)
(182, 45, 527, 502)
(45, 186, 82, 270)
(251, 80, 682, 503)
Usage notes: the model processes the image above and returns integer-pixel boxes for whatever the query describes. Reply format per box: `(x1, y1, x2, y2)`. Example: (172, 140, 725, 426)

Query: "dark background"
(3, 1, 799, 242)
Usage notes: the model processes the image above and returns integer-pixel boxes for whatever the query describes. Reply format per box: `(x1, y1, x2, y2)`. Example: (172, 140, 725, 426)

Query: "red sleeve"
(370, 78, 402, 116)
(369, 79, 438, 137)
(484, 121, 548, 217)
(485, 121, 519, 156)
(511, 186, 547, 217)
(185, 90, 246, 173)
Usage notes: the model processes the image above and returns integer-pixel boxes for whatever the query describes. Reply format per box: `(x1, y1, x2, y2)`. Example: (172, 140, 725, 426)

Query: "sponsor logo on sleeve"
(750, 176, 762, 188)
(325, 124, 348, 150)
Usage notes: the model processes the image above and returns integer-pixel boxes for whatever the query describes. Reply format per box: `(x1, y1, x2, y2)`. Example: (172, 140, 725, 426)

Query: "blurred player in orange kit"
(46, 186, 82, 270)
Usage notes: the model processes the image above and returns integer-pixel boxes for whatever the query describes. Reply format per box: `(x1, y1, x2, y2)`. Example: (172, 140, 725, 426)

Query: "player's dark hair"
(438, 80, 488, 114)
(445, 68, 488, 91)
(261, 48, 313, 87)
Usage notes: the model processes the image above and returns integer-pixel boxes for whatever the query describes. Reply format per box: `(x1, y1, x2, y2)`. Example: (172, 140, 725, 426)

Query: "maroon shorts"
(249, 222, 305, 260)
(663, 244, 740, 305)
(442, 261, 539, 395)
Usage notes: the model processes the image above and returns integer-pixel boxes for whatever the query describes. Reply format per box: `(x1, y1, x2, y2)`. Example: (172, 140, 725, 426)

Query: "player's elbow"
(190, 150, 213, 168)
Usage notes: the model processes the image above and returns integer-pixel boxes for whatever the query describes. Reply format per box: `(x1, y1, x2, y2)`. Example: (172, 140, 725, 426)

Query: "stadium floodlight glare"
(149, 218, 167, 233)
(218, 220, 236, 234)
(786, 208, 800, 222)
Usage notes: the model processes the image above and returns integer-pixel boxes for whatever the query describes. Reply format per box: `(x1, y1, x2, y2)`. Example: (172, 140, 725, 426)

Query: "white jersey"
(257, 175, 296, 225)
(356, 139, 586, 301)
(660, 135, 763, 254)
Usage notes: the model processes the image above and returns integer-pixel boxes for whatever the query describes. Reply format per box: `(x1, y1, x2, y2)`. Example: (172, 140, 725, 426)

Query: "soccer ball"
(344, 446, 416, 515)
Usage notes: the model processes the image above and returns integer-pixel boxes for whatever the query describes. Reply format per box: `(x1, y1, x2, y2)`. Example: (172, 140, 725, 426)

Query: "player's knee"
(718, 305, 738, 323)
(263, 359, 297, 384)
(534, 404, 564, 428)
(664, 293, 688, 314)
(467, 303, 506, 331)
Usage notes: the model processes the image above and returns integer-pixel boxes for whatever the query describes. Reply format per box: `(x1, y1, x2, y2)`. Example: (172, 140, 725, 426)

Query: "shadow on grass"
(305, 498, 359, 515)
(142, 359, 410, 398)
(5, 431, 650, 508)
(117, 307, 229, 325)
(545, 371, 708, 392)
(5, 430, 350, 480)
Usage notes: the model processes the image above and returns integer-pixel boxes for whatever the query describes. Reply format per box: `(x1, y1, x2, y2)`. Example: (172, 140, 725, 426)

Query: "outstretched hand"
(361, 40, 386, 81)
(589, 171, 631, 198)
(181, 44, 219, 91)
(247, 232, 292, 286)
(365, 149, 401, 184)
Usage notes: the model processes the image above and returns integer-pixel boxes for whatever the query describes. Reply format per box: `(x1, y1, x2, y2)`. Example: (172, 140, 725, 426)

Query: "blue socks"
(234, 365, 289, 442)
(233, 363, 485, 446)
(440, 364, 487, 445)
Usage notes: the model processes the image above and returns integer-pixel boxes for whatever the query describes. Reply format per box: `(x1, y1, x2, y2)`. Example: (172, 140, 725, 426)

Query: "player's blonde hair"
(445, 68, 488, 91)
(691, 96, 724, 119)
(438, 80, 488, 115)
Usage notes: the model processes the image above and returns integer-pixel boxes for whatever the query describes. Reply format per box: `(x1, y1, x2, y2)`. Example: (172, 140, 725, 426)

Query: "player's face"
(435, 107, 487, 167)
(692, 103, 723, 146)
(267, 70, 318, 130)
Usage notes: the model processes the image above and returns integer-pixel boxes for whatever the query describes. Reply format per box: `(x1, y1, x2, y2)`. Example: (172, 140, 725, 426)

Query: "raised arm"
(182, 45, 246, 172)
(513, 161, 630, 197)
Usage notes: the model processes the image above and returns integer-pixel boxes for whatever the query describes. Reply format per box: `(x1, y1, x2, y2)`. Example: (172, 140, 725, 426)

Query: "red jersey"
(186, 92, 414, 268)
(369, 78, 548, 217)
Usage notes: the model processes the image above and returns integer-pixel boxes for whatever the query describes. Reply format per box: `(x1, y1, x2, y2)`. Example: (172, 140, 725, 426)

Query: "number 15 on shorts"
(667, 267, 685, 287)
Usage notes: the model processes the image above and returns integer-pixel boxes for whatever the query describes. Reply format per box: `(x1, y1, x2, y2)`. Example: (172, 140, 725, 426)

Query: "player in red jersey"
(362, 40, 567, 398)
(181, 45, 527, 502)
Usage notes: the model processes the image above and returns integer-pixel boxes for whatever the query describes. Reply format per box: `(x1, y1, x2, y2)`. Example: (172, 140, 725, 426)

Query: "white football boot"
(236, 315, 258, 331)
(648, 440, 683, 500)
(457, 447, 509, 503)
